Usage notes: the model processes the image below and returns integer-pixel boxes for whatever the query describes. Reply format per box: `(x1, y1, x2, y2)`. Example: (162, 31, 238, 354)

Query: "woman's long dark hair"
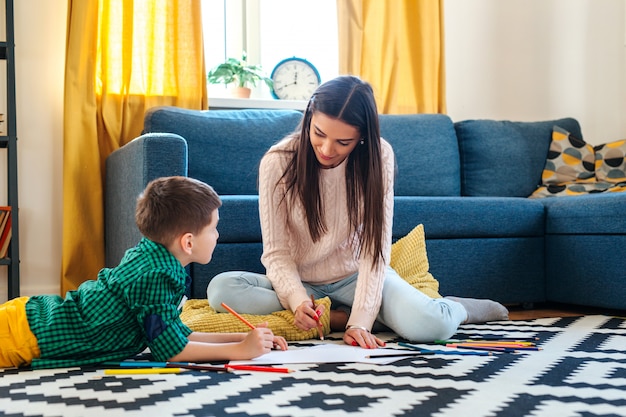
(279, 75, 385, 267)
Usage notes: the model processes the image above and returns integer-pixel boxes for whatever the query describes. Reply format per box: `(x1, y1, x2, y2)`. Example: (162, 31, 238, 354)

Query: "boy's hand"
(240, 326, 277, 358)
(272, 335, 288, 351)
(255, 321, 288, 351)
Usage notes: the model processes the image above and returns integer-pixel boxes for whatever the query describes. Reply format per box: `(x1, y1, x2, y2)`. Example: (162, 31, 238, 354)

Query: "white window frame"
(203, 0, 338, 106)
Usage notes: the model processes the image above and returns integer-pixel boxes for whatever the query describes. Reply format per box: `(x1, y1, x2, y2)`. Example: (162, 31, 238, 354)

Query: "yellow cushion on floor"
(181, 296, 331, 341)
(390, 223, 442, 299)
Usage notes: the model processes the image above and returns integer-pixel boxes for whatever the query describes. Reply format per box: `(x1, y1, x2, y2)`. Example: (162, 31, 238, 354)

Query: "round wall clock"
(271, 57, 321, 100)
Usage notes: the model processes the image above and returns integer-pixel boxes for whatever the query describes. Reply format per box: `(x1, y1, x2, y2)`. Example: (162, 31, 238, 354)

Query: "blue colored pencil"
(116, 361, 231, 372)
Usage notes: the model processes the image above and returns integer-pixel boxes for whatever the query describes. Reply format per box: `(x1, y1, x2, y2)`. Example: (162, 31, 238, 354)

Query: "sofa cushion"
(380, 114, 460, 196)
(144, 107, 302, 195)
(215, 195, 261, 243)
(454, 118, 582, 197)
(392, 196, 545, 239)
(541, 192, 626, 234)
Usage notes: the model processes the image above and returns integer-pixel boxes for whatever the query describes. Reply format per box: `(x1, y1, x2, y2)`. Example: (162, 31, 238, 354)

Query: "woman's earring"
(360, 139, 365, 145)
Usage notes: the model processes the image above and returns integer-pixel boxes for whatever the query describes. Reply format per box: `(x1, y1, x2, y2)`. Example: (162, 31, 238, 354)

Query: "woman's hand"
(344, 326, 386, 349)
(294, 299, 325, 332)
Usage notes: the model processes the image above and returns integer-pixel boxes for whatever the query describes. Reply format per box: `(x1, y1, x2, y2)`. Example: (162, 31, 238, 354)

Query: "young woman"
(208, 76, 508, 349)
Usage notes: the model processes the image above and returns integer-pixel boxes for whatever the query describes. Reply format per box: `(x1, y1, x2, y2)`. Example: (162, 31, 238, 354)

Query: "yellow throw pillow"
(181, 296, 331, 341)
(390, 223, 442, 298)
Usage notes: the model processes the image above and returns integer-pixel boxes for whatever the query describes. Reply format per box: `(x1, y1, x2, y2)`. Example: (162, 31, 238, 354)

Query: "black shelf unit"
(1, 0, 19, 299)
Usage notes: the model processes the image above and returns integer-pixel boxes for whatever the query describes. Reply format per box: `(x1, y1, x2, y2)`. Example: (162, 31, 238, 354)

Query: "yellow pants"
(0, 296, 40, 368)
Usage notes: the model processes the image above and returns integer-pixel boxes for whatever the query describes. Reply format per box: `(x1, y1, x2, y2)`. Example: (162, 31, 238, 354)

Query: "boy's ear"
(179, 232, 194, 255)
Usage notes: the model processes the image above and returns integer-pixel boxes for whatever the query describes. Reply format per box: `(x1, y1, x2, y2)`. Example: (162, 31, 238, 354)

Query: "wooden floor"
(507, 302, 626, 320)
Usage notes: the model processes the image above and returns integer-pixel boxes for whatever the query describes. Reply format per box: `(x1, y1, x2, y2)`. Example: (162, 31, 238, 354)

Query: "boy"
(0, 176, 287, 369)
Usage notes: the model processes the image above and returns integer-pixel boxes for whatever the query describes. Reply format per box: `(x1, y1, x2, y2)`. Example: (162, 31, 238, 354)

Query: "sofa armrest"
(105, 133, 188, 267)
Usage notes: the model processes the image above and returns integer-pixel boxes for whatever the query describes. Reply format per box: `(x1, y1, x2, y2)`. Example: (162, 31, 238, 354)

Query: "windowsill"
(208, 97, 307, 111)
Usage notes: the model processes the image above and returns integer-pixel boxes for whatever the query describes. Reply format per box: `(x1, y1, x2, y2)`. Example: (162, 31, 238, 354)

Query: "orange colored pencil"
(310, 294, 324, 340)
(453, 342, 532, 348)
(221, 302, 256, 330)
(446, 344, 517, 353)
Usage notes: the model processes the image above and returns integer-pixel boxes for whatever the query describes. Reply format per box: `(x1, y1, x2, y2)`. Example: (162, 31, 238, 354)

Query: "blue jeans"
(207, 267, 468, 342)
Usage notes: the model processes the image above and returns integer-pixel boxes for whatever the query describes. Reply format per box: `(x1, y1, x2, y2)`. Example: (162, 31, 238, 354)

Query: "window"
(202, 0, 339, 99)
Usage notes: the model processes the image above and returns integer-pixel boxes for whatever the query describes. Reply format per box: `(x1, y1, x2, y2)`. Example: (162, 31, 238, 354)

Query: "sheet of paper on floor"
(228, 344, 416, 366)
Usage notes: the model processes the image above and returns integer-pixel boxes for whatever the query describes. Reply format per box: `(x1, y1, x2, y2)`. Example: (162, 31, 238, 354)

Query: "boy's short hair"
(135, 176, 222, 245)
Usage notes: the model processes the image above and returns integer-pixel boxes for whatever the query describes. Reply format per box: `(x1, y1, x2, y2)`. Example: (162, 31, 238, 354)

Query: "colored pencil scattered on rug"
(433, 337, 542, 353)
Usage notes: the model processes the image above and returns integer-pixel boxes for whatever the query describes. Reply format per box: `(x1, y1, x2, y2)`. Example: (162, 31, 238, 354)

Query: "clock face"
(271, 58, 321, 100)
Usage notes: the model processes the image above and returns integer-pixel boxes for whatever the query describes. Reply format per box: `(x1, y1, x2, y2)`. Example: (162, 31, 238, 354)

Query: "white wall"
(0, 0, 66, 301)
(1, 1, 624, 300)
(445, 0, 626, 145)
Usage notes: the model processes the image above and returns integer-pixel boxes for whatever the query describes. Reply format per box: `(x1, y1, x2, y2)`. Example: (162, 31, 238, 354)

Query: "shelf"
(3, 0, 19, 299)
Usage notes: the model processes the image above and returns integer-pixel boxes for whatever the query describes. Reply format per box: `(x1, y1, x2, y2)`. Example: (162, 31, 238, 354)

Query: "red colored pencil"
(221, 302, 256, 330)
(225, 364, 292, 373)
(310, 294, 324, 341)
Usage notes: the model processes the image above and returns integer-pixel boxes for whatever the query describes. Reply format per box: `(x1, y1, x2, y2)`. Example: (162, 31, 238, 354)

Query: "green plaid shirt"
(26, 238, 192, 369)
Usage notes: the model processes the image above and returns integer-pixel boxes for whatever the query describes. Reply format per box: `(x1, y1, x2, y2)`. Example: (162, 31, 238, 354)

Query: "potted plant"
(207, 52, 273, 98)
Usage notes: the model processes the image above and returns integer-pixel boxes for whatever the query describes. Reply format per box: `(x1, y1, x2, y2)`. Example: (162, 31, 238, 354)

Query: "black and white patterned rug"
(1, 315, 625, 417)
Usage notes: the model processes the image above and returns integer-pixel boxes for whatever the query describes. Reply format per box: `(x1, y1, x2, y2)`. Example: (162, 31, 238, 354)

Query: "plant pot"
(231, 86, 251, 98)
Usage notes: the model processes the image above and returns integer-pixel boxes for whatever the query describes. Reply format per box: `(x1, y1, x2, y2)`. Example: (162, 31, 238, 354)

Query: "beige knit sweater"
(258, 137, 395, 330)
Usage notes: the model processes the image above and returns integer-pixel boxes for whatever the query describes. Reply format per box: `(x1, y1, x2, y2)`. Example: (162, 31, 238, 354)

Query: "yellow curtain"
(62, 0, 207, 293)
(337, 0, 446, 114)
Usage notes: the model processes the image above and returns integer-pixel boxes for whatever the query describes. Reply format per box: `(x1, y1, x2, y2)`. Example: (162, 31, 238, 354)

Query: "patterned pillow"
(530, 127, 626, 198)
(389, 223, 441, 299)
(540, 126, 596, 184)
(529, 181, 616, 198)
(595, 139, 626, 183)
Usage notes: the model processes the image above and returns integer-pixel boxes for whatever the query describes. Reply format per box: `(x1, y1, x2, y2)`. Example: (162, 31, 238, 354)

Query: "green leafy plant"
(207, 52, 273, 90)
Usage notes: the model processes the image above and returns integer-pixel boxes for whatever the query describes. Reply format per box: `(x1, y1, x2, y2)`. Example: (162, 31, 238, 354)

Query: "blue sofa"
(105, 106, 626, 309)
